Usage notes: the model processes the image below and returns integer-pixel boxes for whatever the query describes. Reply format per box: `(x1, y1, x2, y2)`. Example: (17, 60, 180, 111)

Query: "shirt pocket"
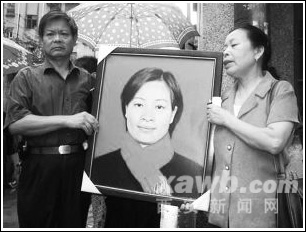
(73, 91, 90, 113)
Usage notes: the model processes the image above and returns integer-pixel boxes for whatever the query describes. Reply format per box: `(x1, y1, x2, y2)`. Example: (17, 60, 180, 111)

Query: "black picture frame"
(83, 47, 223, 205)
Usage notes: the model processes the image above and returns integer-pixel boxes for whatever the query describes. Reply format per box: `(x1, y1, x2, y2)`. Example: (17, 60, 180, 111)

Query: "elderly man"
(5, 10, 99, 228)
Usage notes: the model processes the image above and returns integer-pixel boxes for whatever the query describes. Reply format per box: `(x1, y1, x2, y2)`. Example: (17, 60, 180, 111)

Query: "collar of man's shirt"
(43, 59, 80, 76)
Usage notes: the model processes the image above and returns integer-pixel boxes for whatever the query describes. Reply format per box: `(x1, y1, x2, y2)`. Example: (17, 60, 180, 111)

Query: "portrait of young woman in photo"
(91, 67, 203, 227)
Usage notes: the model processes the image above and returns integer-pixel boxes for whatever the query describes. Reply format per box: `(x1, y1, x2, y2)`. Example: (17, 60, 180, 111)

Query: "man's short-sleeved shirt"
(5, 60, 94, 147)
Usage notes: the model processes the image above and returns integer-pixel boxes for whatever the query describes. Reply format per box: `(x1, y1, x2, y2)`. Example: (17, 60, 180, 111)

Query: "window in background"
(26, 15, 38, 29)
(6, 3, 15, 17)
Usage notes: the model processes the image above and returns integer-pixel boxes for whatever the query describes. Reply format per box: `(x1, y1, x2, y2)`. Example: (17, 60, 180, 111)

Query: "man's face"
(41, 19, 77, 59)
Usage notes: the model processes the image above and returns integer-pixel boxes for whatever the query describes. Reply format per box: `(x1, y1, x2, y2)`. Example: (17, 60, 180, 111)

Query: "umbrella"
(3, 37, 34, 75)
(67, 3, 199, 49)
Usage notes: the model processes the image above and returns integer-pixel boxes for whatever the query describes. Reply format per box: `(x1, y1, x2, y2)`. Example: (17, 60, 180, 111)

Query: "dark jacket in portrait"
(91, 149, 203, 228)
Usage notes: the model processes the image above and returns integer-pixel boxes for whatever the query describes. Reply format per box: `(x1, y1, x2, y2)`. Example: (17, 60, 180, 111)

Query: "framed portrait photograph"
(83, 47, 223, 204)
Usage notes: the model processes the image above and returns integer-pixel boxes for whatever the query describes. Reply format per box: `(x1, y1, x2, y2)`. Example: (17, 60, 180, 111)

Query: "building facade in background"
(3, 3, 78, 49)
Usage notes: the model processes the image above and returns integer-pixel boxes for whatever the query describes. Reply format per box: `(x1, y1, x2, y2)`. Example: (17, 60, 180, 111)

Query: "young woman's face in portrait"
(125, 80, 177, 147)
(42, 19, 76, 59)
(223, 29, 258, 77)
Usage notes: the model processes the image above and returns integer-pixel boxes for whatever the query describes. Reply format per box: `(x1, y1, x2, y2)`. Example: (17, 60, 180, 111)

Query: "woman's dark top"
(91, 149, 203, 228)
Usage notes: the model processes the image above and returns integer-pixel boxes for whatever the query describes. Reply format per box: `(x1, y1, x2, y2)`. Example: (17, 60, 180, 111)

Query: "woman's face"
(125, 80, 177, 147)
(223, 29, 258, 77)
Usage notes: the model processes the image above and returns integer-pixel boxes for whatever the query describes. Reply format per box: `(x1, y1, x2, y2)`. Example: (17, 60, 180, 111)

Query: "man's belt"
(29, 144, 86, 155)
